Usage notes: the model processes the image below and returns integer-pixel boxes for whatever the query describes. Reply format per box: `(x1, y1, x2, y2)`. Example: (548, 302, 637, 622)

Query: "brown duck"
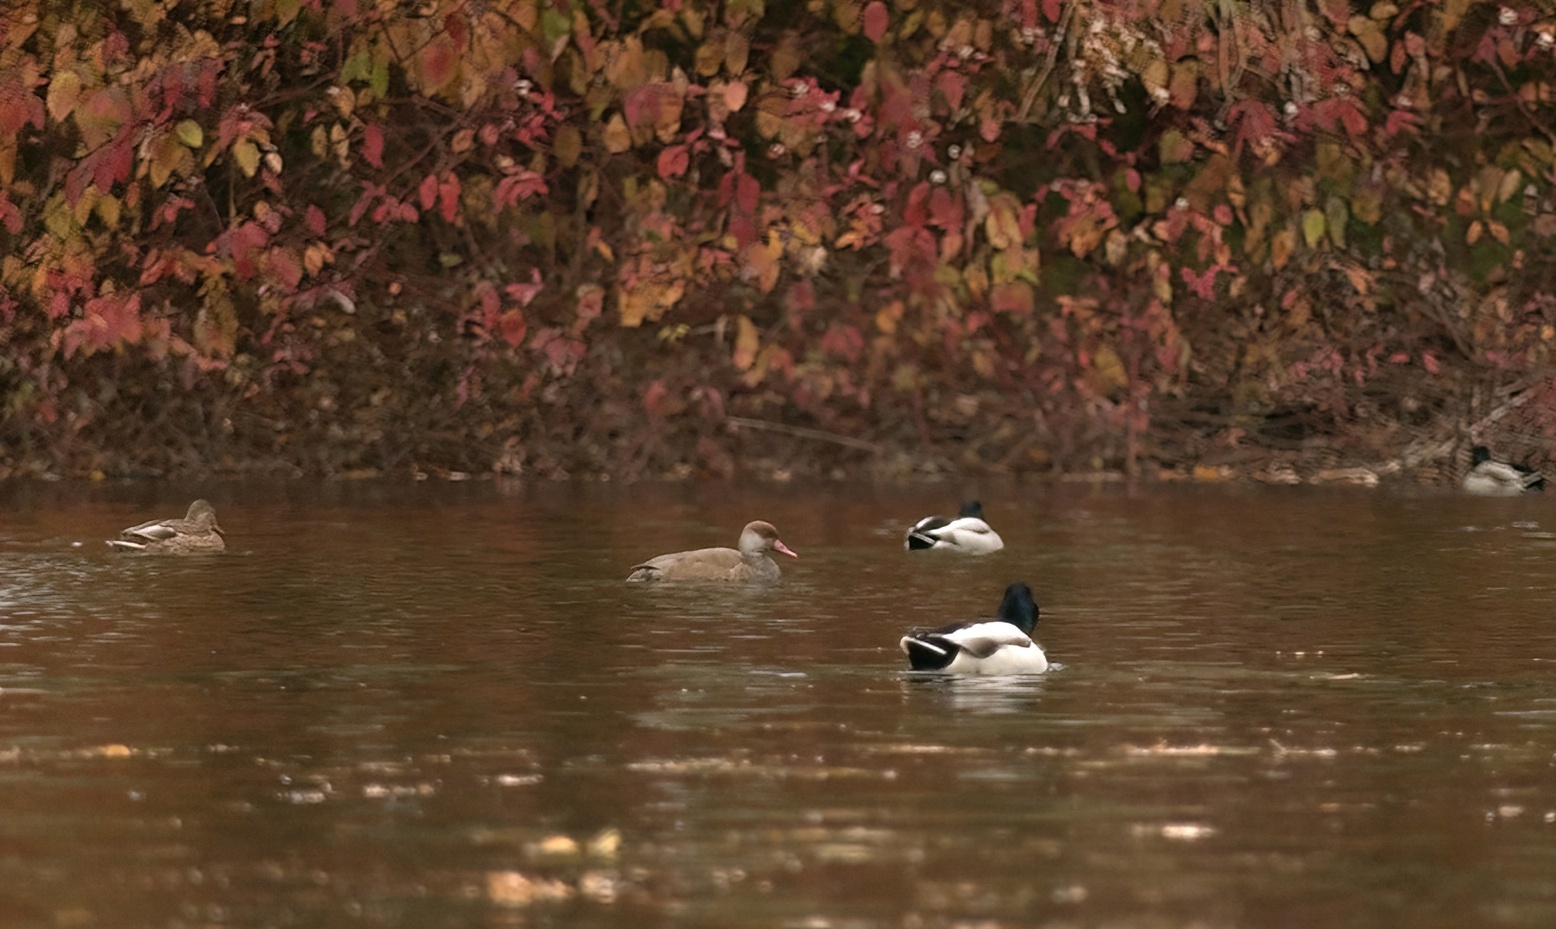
(626, 520, 797, 583)
(106, 499, 226, 554)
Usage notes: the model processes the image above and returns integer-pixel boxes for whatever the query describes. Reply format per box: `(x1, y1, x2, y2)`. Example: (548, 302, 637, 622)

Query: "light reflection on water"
(0, 481, 1554, 927)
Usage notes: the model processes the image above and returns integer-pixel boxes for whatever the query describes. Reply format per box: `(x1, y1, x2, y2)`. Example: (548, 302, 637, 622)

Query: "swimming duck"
(106, 499, 226, 554)
(1462, 445, 1546, 496)
(899, 582, 1048, 675)
(626, 520, 798, 583)
(903, 500, 1004, 553)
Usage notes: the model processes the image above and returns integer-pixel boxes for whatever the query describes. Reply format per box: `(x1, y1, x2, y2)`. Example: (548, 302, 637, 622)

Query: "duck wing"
(900, 620, 1034, 670)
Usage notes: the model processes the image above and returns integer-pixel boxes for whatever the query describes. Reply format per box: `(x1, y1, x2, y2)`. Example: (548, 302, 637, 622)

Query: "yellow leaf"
(71, 186, 100, 227)
(602, 114, 631, 154)
(1426, 168, 1452, 206)
(233, 139, 261, 177)
(1091, 344, 1128, 392)
(175, 119, 203, 148)
(1158, 128, 1193, 164)
(47, 70, 82, 123)
(1169, 60, 1199, 109)
(1271, 229, 1295, 270)
(695, 36, 725, 76)
(618, 286, 654, 327)
(984, 194, 1022, 250)
(733, 314, 759, 371)
(1348, 16, 1387, 62)
(95, 194, 121, 229)
(1141, 57, 1168, 102)
(1301, 209, 1326, 248)
(1497, 167, 1522, 204)
(725, 33, 750, 74)
(555, 125, 582, 167)
(304, 242, 334, 276)
(1466, 220, 1482, 245)
(1324, 196, 1348, 249)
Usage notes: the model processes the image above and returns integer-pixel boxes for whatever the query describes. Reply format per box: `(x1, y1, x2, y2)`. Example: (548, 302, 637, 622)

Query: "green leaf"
(1301, 209, 1326, 248)
(175, 119, 203, 148)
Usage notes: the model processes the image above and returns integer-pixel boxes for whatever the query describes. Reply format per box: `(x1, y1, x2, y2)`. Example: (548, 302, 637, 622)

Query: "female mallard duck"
(107, 499, 226, 554)
(1462, 445, 1546, 496)
(899, 582, 1048, 675)
(626, 520, 798, 583)
(904, 500, 1004, 554)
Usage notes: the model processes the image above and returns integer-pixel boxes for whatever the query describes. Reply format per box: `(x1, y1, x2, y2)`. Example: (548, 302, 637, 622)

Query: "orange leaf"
(733, 315, 759, 371)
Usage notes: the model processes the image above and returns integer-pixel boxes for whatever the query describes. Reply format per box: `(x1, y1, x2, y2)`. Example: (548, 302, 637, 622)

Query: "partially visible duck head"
(996, 582, 1038, 635)
(739, 520, 798, 559)
(188, 499, 224, 535)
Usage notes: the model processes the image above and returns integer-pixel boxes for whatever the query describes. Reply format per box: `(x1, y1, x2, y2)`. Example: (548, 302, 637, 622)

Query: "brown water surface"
(2, 480, 1555, 928)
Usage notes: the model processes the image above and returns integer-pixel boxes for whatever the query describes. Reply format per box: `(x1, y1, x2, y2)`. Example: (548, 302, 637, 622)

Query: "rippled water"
(2, 480, 1555, 927)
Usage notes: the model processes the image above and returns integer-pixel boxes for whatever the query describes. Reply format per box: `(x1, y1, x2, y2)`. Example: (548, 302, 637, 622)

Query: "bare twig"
(1016, 0, 1077, 123)
(725, 416, 880, 452)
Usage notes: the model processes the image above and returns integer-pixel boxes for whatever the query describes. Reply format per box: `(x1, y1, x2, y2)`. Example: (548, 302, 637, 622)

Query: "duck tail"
(900, 635, 955, 670)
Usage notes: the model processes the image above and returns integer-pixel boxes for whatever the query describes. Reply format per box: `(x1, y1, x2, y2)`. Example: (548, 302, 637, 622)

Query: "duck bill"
(773, 540, 798, 558)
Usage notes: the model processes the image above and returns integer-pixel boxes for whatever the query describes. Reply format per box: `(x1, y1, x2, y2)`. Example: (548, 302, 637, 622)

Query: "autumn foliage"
(4, 0, 1556, 479)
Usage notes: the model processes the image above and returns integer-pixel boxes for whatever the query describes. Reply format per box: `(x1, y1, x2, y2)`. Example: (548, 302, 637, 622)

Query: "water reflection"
(0, 481, 1554, 926)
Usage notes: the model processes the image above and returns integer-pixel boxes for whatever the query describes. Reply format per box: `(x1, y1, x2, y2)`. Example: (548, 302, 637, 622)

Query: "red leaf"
(505, 269, 544, 307)
(862, 1, 888, 42)
(0, 194, 20, 234)
(1227, 99, 1276, 156)
(929, 187, 961, 228)
(990, 282, 1034, 316)
(820, 323, 864, 362)
(936, 70, 966, 114)
(657, 144, 690, 179)
(438, 173, 461, 223)
(66, 293, 143, 357)
(420, 34, 458, 94)
(1383, 109, 1419, 139)
(735, 173, 759, 214)
(642, 379, 668, 418)
(495, 171, 548, 207)
(305, 204, 327, 236)
(266, 247, 303, 289)
(903, 181, 930, 227)
(497, 309, 526, 347)
(362, 123, 384, 168)
(1042, 0, 1062, 21)
(418, 173, 439, 211)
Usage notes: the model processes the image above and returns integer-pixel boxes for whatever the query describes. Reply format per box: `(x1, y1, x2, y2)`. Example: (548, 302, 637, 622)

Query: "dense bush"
(3, 0, 1555, 479)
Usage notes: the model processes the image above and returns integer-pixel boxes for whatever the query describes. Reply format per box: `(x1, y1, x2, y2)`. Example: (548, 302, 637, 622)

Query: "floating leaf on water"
(527, 834, 580, 859)
(579, 870, 619, 902)
(486, 871, 574, 907)
(587, 827, 622, 858)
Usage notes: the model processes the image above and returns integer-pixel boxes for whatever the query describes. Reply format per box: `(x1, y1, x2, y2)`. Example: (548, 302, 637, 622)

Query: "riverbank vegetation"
(3, 0, 1555, 482)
